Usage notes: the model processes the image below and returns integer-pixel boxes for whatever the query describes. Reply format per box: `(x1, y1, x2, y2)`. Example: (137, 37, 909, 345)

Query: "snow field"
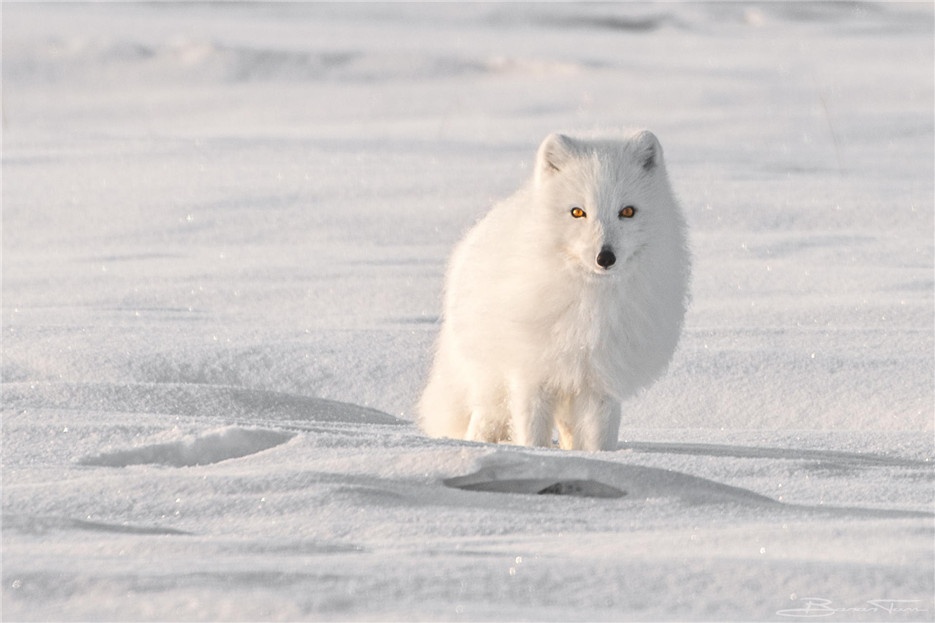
(2, 2, 933, 621)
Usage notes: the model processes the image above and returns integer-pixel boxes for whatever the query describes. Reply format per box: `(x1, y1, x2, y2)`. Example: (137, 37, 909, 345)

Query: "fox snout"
(596, 246, 616, 269)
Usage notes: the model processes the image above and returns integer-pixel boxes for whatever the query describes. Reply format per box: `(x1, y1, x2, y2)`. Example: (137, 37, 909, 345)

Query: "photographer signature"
(777, 598, 928, 618)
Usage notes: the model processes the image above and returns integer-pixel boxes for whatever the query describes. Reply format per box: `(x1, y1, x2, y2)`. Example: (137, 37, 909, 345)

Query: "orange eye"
(570, 207, 586, 218)
(619, 205, 636, 219)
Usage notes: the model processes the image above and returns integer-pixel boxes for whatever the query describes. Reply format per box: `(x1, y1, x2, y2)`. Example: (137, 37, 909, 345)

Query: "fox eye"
(570, 207, 586, 218)
(618, 205, 637, 219)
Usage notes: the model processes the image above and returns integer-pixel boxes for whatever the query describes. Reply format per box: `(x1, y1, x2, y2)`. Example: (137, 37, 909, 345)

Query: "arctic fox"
(419, 131, 690, 451)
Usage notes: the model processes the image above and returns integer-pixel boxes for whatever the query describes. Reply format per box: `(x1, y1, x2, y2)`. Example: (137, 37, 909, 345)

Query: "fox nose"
(596, 247, 616, 269)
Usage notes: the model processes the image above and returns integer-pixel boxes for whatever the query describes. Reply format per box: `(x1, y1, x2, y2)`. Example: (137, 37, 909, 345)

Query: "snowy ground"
(2, 2, 933, 621)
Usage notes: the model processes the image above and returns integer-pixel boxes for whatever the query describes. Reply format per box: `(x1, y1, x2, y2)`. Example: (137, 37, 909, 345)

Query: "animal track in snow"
(78, 426, 294, 468)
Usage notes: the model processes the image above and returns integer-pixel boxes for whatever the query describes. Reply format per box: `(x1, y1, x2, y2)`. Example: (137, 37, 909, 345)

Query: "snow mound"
(622, 440, 930, 468)
(12, 36, 597, 86)
(447, 450, 933, 519)
(77, 426, 294, 468)
(446, 451, 776, 506)
(3, 514, 191, 536)
(4, 382, 404, 426)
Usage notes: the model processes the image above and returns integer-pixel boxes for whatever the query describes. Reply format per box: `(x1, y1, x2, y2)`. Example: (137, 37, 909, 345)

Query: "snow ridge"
(77, 426, 294, 468)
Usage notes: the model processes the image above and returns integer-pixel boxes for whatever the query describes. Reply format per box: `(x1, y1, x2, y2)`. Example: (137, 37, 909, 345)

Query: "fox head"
(532, 131, 674, 278)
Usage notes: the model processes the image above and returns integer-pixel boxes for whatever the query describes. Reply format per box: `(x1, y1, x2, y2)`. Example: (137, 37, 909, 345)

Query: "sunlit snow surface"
(2, 3, 933, 621)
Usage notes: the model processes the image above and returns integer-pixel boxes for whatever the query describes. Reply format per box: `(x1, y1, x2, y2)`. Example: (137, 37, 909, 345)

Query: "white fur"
(419, 131, 690, 451)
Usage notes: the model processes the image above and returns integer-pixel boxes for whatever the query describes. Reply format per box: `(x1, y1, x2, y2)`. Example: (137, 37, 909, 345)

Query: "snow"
(2, 2, 933, 621)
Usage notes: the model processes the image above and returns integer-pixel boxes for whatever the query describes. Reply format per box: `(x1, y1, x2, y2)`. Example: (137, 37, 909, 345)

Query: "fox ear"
(634, 130, 662, 172)
(536, 133, 575, 183)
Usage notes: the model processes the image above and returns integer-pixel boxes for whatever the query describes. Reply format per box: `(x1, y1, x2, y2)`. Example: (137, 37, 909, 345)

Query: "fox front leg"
(559, 391, 621, 451)
(508, 383, 556, 448)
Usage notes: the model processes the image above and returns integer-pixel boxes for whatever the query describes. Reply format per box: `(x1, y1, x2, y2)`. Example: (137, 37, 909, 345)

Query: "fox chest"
(522, 286, 627, 387)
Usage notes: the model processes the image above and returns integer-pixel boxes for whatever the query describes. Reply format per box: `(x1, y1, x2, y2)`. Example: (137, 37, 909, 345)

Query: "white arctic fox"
(419, 131, 690, 451)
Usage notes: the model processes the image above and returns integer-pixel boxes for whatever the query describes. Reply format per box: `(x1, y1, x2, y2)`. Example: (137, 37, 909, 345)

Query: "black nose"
(596, 247, 616, 269)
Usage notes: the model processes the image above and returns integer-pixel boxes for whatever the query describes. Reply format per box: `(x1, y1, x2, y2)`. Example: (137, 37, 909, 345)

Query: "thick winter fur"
(419, 131, 690, 451)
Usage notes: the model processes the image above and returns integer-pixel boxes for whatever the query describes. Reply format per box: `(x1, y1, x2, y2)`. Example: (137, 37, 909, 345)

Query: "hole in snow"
(446, 477, 626, 499)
